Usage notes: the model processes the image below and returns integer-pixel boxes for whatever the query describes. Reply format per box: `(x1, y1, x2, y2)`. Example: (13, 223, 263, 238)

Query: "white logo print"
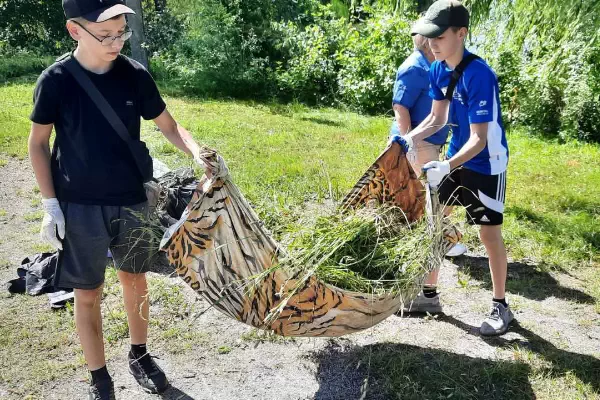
(126, 100, 134, 106)
(441, 86, 448, 96)
(480, 215, 490, 223)
(479, 100, 487, 107)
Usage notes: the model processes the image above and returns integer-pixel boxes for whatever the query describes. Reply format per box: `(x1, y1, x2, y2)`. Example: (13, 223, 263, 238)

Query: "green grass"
(0, 293, 83, 397)
(23, 210, 44, 222)
(217, 345, 232, 354)
(2, 78, 599, 269)
(1, 78, 599, 399)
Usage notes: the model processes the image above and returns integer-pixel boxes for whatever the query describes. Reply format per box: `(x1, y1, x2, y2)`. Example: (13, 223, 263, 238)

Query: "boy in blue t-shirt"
(401, 0, 512, 336)
(390, 34, 450, 173)
(28, 0, 210, 398)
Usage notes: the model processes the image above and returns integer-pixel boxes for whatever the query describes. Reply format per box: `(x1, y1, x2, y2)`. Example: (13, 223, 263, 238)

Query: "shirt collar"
(416, 50, 432, 69)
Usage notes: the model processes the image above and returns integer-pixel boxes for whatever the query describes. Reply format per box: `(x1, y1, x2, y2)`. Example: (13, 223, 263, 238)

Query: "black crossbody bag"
(444, 53, 481, 101)
(58, 54, 154, 182)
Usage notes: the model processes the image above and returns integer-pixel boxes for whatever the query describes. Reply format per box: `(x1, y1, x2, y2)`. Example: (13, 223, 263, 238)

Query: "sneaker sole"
(480, 314, 514, 336)
(402, 305, 443, 314)
(129, 369, 170, 394)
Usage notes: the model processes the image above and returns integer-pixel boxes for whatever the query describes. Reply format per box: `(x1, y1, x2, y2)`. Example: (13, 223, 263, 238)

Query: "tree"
(125, 0, 148, 69)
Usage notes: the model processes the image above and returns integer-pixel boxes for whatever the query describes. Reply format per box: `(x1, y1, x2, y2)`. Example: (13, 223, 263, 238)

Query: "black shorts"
(54, 201, 156, 289)
(438, 167, 506, 226)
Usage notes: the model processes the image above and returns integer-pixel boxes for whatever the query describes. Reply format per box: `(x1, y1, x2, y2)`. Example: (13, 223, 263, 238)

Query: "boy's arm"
(29, 122, 65, 250)
(153, 109, 202, 160)
(406, 99, 449, 142)
(447, 122, 488, 169)
(393, 104, 411, 135)
(28, 123, 55, 199)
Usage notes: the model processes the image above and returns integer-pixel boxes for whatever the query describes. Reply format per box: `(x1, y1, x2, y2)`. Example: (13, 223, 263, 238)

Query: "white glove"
(40, 198, 65, 251)
(422, 160, 451, 188)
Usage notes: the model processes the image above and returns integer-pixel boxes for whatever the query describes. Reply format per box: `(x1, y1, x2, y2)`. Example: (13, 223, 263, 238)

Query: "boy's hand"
(389, 135, 416, 164)
(194, 156, 212, 178)
(389, 134, 413, 152)
(40, 198, 65, 251)
(422, 160, 450, 188)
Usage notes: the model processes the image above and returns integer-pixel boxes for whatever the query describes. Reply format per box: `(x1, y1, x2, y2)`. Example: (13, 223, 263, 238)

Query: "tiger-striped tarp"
(159, 143, 459, 337)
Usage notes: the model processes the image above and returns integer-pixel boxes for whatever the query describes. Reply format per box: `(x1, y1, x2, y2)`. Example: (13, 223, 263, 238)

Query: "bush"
(273, 6, 344, 105)
(335, 11, 414, 113)
(142, 4, 184, 56)
(559, 45, 600, 143)
(0, 54, 55, 82)
(0, 0, 70, 55)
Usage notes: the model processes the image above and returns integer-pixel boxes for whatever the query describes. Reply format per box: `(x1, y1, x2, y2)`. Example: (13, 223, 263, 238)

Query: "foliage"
(470, 0, 600, 142)
(272, 6, 344, 105)
(336, 9, 414, 112)
(2, 0, 600, 142)
(0, 54, 55, 82)
(0, 0, 70, 55)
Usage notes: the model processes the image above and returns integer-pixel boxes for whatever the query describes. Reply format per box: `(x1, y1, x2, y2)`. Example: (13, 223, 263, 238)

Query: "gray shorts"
(55, 201, 157, 289)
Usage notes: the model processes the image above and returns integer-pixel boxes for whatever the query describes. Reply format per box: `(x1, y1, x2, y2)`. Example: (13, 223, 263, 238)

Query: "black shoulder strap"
(444, 53, 481, 101)
(58, 55, 133, 146)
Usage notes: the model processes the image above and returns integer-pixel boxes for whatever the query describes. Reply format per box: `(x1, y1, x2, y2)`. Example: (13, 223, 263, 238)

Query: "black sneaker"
(88, 379, 115, 400)
(128, 352, 170, 393)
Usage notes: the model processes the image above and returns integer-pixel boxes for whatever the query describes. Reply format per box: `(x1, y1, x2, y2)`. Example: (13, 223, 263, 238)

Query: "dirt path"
(1, 158, 598, 400)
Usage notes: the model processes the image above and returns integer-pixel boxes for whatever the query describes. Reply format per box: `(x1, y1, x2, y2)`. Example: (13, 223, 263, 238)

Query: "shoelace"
(488, 305, 502, 321)
(135, 354, 161, 376)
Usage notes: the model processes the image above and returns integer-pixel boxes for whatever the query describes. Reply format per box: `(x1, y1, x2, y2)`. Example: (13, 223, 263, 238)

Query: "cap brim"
(411, 19, 448, 38)
(82, 4, 135, 23)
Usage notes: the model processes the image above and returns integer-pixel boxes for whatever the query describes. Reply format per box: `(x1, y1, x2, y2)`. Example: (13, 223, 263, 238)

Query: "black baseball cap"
(63, 0, 135, 23)
(411, 0, 469, 38)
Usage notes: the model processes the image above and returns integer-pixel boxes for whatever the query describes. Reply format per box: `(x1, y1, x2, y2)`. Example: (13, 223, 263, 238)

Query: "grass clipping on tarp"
(276, 205, 435, 297)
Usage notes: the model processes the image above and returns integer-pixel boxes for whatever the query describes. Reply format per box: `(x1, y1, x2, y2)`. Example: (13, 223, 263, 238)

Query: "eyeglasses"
(72, 20, 133, 46)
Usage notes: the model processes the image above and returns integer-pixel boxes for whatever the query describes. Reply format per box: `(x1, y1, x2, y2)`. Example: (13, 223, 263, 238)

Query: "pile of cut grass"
(278, 206, 435, 296)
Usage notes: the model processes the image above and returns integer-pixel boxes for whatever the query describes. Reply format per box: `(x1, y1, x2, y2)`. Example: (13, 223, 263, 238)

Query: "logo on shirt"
(476, 110, 489, 116)
(126, 100, 134, 106)
(479, 100, 487, 107)
(480, 215, 490, 223)
(453, 91, 464, 105)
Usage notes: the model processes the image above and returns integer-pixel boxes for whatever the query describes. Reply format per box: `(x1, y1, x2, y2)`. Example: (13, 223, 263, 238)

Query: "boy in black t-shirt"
(28, 1, 208, 398)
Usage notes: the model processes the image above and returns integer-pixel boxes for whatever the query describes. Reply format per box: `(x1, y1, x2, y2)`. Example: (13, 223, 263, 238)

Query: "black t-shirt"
(30, 54, 166, 205)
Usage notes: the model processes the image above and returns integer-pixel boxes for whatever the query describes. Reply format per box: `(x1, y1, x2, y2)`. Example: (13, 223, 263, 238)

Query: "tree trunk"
(154, 0, 166, 12)
(125, 0, 148, 69)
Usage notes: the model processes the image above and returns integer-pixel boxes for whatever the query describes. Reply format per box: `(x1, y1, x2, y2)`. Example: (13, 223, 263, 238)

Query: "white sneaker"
(480, 301, 514, 336)
(445, 242, 467, 257)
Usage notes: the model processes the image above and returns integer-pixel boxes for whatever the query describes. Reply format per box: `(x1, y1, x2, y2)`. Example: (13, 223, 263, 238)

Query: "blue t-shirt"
(390, 50, 449, 145)
(429, 49, 509, 175)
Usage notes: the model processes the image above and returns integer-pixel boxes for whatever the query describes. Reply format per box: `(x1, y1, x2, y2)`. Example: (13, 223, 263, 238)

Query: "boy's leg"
(404, 150, 456, 313)
(74, 286, 106, 370)
(55, 202, 115, 398)
(409, 140, 442, 175)
(460, 169, 513, 335)
(118, 270, 149, 345)
(479, 224, 507, 299)
(111, 202, 169, 393)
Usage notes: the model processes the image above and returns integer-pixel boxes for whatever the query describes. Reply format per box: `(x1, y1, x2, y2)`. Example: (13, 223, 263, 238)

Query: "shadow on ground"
(310, 337, 534, 400)
(441, 315, 600, 395)
(453, 255, 596, 304)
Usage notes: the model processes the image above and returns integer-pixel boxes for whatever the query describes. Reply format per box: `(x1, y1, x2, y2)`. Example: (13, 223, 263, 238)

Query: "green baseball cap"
(411, 0, 469, 38)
